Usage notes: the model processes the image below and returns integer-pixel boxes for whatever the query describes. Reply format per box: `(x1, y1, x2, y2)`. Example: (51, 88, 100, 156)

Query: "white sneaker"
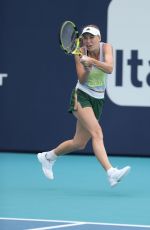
(37, 152, 55, 180)
(108, 166, 131, 187)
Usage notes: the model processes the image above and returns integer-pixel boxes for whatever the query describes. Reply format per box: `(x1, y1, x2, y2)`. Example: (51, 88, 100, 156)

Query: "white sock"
(45, 150, 57, 161)
(107, 167, 115, 176)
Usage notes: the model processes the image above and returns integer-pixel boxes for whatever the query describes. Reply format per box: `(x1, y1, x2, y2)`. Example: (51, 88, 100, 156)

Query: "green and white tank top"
(76, 42, 106, 99)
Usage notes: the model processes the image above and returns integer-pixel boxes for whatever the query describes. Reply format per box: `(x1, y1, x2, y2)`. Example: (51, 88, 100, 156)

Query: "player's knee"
(74, 141, 87, 150)
(78, 142, 87, 150)
(91, 128, 103, 140)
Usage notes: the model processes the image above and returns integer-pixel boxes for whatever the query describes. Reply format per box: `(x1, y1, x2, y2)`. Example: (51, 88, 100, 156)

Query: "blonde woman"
(37, 25, 131, 187)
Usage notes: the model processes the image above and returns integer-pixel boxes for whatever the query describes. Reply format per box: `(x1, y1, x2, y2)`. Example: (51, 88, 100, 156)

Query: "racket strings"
(60, 21, 79, 53)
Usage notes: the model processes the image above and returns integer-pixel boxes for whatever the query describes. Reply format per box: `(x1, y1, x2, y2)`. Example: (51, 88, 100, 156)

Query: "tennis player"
(37, 24, 131, 187)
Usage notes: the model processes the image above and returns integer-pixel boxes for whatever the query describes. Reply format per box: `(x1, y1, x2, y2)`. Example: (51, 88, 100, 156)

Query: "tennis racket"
(59, 21, 82, 56)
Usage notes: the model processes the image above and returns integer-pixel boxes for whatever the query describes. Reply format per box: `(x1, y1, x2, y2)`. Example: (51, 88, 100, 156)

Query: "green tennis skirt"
(68, 88, 105, 120)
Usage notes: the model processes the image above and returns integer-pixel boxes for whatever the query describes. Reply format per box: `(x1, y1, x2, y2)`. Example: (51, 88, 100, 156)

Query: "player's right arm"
(74, 50, 90, 84)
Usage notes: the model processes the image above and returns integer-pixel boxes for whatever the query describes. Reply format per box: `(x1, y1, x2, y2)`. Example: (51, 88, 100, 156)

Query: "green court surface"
(0, 153, 150, 227)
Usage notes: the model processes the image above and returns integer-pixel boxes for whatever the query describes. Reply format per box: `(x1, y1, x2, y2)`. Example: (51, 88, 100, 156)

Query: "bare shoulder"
(102, 42, 113, 54)
(102, 42, 113, 49)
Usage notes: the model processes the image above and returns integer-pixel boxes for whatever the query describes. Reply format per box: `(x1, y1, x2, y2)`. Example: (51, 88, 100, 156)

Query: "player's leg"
(54, 119, 91, 155)
(37, 119, 91, 179)
(73, 103, 131, 187)
(73, 103, 112, 171)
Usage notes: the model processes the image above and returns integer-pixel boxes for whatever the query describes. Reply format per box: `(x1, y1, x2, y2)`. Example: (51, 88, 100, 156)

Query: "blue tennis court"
(0, 153, 150, 230)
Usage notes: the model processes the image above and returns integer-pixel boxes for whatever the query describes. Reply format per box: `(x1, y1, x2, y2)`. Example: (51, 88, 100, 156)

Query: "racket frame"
(59, 21, 82, 56)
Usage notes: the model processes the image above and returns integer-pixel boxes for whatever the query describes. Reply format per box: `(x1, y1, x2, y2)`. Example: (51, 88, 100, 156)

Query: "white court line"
(0, 217, 150, 229)
(85, 222, 150, 229)
(0, 217, 81, 223)
(25, 223, 85, 230)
